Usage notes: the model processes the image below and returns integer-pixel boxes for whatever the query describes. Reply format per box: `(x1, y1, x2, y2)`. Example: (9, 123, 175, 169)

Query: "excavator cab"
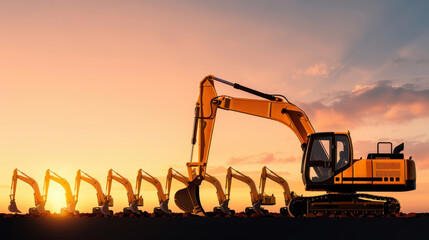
(261, 194, 276, 205)
(301, 132, 352, 190)
(135, 195, 144, 206)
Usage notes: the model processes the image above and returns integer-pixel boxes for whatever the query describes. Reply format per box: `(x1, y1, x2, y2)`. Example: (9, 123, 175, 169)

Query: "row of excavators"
(8, 166, 290, 216)
(9, 75, 417, 217)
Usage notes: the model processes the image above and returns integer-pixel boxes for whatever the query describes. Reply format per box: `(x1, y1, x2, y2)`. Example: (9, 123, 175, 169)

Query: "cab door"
(303, 133, 335, 189)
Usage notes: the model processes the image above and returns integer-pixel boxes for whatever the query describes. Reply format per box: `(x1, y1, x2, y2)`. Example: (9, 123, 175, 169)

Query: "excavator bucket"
(174, 178, 205, 216)
(129, 200, 140, 214)
(220, 200, 233, 215)
(8, 199, 21, 213)
(159, 199, 171, 214)
(252, 201, 264, 215)
(100, 204, 111, 215)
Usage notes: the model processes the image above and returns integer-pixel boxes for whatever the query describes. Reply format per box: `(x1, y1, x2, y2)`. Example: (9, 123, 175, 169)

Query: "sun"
(44, 183, 68, 214)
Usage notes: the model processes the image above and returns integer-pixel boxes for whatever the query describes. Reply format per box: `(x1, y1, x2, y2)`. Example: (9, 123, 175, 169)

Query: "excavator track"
(288, 193, 400, 217)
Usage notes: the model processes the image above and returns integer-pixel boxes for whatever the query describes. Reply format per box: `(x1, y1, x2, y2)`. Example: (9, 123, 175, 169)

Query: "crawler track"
(288, 193, 400, 217)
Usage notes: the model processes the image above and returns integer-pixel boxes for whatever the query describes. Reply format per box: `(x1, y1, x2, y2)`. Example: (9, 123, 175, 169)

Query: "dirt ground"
(2, 212, 429, 239)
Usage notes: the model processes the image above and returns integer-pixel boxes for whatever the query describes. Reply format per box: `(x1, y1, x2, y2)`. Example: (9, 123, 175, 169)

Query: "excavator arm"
(175, 75, 315, 215)
(43, 169, 77, 214)
(225, 167, 263, 215)
(106, 169, 142, 214)
(75, 170, 113, 215)
(8, 169, 46, 214)
(136, 169, 170, 214)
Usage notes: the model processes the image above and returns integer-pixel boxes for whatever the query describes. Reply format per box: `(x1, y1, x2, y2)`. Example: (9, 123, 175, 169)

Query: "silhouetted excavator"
(136, 169, 171, 214)
(106, 169, 143, 215)
(204, 172, 234, 215)
(259, 166, 293, 215)
(175, 75, 416, 216)
(74, 169, 113, 215)
(44, 169, 78, 215)
(8, 169, 47, 215)
(225, 167, 273, 215)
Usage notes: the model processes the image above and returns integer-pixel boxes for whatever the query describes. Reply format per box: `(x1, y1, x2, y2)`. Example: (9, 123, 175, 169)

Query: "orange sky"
(1, 0, 429, 214)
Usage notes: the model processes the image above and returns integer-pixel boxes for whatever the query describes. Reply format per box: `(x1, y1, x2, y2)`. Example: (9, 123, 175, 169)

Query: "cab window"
(309, 136, 332, 182)
(335, 135, 349, 171)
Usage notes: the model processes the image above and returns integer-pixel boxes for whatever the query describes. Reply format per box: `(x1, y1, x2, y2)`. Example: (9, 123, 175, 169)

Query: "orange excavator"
(135, 169, 171, 214)
(259, 166, 293, 215)
(175, 75, 416, 216)
(225, 167, 273, 215)
(8, 169, 47, 215)
(204, 172, 234, 215)
(74, 169, 113, 215)
(44, 169, 78, 215)
(106, 169, 143, 214)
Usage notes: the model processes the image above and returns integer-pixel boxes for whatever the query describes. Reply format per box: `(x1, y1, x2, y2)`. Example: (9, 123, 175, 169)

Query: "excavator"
(225, 167, 274, 215)
(106, 169, 143, 215)
(8, 169, 47, 215)
(204, 172, 234, 215)
(166, 167, 234, 214)
(259, 166, 293, 215)
(175, 75, 417, 216)
(74, 169, 113, 215)
(44, 169, 78, 215)
(135, 169, 171, 214)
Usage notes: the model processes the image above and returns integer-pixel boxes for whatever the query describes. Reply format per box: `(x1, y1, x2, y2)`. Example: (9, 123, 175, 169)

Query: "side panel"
(341, 164, 353, 184)
(353, 159, 372, 185)
(372, 159, 405, 185)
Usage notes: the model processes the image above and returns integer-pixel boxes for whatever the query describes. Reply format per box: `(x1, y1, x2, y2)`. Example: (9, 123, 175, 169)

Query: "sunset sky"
(1, 0, 429, 214)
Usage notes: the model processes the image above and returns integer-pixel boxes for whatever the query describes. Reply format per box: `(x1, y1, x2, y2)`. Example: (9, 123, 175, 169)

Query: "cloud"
(301, 80, 429, 129)
(293, 62, 339, 79)
(391, 56, 429, 65)
(353, 138, 429, 170)
(206, 166, 228, 175)
(227, 152, 296, 165)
